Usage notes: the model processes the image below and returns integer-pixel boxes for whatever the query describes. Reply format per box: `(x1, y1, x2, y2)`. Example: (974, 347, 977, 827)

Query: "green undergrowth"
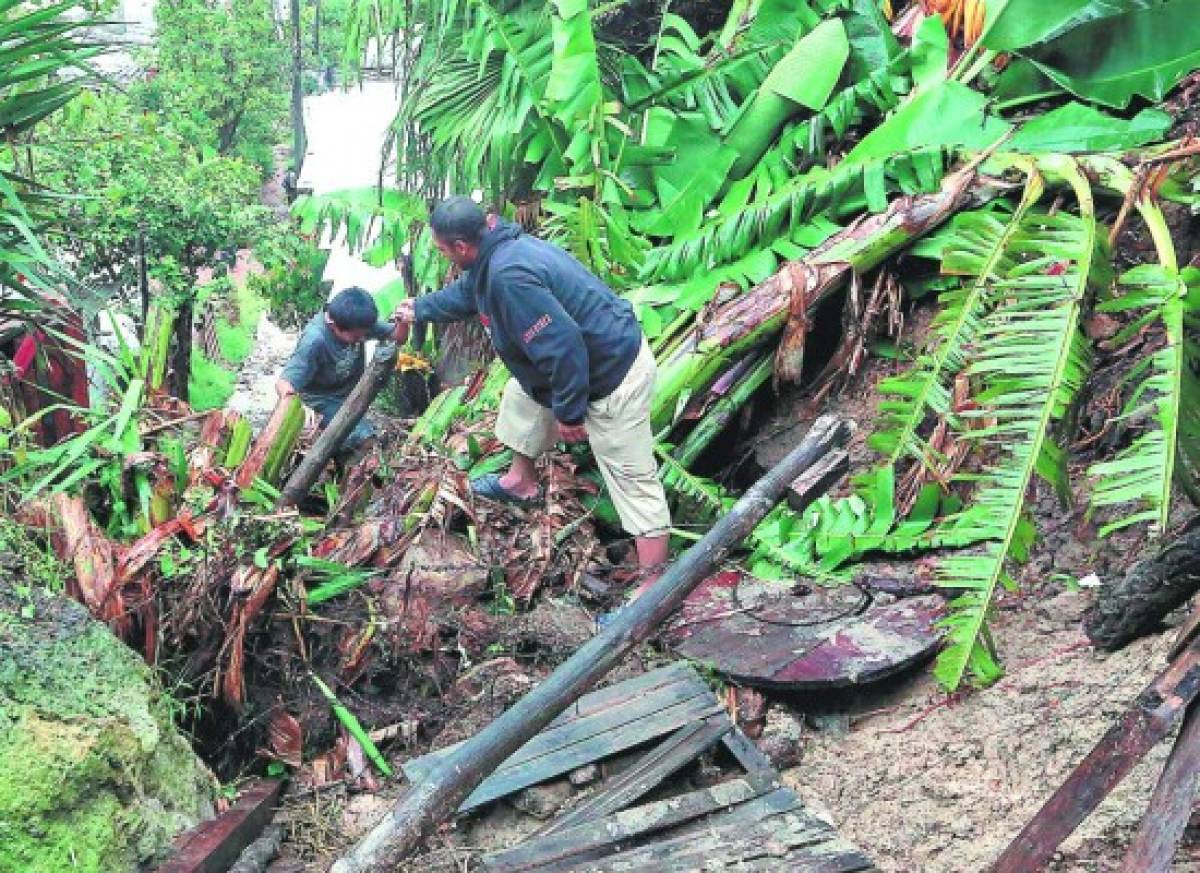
(189, 348, 238, 411)
(191, 273, 270, 410)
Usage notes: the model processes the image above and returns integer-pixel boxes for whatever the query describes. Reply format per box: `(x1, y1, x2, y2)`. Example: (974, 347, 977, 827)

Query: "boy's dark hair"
(326, 287, 378, 331)
(430, 196, 486, 245)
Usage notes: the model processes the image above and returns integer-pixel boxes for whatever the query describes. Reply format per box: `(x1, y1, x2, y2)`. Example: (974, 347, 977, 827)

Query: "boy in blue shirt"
(276, 287, 405, 452)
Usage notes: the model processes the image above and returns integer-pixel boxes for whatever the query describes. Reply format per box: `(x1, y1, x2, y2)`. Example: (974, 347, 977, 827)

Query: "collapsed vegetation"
(3, 0, 1200, 867)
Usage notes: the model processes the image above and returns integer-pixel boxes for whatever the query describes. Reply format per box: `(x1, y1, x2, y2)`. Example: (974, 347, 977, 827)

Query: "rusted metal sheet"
(665, 571, 942, 689)
(157, 779, 283, 873)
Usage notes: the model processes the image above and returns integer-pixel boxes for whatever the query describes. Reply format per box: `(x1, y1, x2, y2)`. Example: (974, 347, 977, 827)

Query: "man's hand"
(393, 299, 415, 323)
(275, 378, 296, 401)
(557, 421, 588, 443)
(390, 299, 415, 343)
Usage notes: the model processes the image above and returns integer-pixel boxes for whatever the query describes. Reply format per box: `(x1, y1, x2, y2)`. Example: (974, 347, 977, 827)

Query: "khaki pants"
(494, 340, 671, 537)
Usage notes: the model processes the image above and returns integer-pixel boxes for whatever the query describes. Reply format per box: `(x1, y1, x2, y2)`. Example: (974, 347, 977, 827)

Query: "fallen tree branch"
(277, 342, 398, 508)
(329, 415, 851, 871)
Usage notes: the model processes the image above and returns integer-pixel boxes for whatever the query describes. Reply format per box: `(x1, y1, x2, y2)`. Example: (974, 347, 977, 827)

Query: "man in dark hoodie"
(276, 286, 406, 453)
(394, 197, 670, 586)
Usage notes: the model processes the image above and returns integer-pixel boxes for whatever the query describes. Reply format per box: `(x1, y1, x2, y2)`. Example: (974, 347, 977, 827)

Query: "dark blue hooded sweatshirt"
(414, 222, 643, 425)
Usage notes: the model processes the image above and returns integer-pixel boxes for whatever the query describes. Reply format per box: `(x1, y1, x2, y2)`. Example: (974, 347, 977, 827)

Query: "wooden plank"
(510, 786, 808, 873)
(1120, 698, 1200, 872)
(405, 674, 710, 785)
(537, 714, 732, 836)
(721, 726, 777, 775)
(404, 664, 701, 781)
(157, 779, 283, 873)
(483, 774, 779, 873)
(735, 843, 876, 872)
(454, 694, 724, 811)
(584, 808, 833, 872)
(992, 642, 1200, 872)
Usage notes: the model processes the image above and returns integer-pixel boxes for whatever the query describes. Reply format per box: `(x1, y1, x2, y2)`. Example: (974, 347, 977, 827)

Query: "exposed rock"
(569, 763, 600, 787)
(0, 589, 215, 872)
(1037, 590, 1092, 629)
(733, 686, 768, 739)
(760, 707, 806, 770)
(510, 779, 574, 819)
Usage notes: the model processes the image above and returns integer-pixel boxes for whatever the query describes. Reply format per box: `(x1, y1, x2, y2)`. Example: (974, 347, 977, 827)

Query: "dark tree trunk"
(290, 0, 305, 172)
(313, 0, 320, 58)
(1084, 525, 1200, 651)
(170, 295, 194, 404)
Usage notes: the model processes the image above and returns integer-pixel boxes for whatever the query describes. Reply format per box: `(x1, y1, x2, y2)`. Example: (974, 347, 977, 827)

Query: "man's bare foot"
(497, 470, 540, 499)
(626, 566, 664, 603)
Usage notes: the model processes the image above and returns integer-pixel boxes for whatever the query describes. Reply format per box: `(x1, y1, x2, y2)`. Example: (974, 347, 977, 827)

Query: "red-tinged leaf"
(268, 711, 303, 769)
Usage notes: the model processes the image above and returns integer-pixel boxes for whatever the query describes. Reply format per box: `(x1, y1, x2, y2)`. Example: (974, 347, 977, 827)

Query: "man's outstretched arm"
(410, 274, 476, 324)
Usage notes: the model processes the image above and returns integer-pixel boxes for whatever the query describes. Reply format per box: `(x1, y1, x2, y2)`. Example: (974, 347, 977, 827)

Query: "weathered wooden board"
(666, 571, 943, 689)
(1121, 698, 1200, 872)
(992, 641, 1200, 872)
(721, 725, 778, 775)
(477, 664, 877, 872)
(403, 664, 723, 812)
(567, 788, 872, 873)
(485, 783, 855, 873)
(484, 774, 780, 873)
(156, 779, 283, 873)
(537, 714, 731, 836)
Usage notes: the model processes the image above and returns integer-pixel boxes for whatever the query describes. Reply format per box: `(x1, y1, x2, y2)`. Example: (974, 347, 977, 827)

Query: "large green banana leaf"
(1007, 103, 1171, 152)
(984, 0, 1200, 108)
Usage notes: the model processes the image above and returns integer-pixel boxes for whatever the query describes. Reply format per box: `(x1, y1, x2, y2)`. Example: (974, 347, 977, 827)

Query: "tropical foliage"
(136, 0, 290, 172)
(0, 0, 104, 317)
(311, 0, 1200, 690)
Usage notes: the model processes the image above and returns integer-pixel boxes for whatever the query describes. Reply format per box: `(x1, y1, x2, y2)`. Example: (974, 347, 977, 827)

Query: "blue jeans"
(301, 391, 375, 452)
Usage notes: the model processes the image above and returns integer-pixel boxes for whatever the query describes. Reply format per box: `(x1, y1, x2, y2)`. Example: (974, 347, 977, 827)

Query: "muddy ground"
(266, 577, 1197, 872)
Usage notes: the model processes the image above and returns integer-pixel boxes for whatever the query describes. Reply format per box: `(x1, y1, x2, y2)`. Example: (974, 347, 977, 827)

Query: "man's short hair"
(326, 287, 378, 331)
(430, 196, 486, 245)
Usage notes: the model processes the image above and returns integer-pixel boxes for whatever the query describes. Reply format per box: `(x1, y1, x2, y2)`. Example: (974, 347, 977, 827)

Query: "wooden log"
(277, 342, 397, 507)
(991, 641, 1200, 872)
(1119, 698, 1200, 872)
(157, 779, 283, 873)
(329, 415, 851, 871)
(1085, 526, 1200, 651)
(787, 448, 848, 512)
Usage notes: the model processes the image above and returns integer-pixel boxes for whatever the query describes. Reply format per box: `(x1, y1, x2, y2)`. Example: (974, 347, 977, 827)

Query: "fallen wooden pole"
(277, 342, 397, 508)
(1120, 698, 1200, 872)
(991, 641, 1200, 872)
(330, 415, 851, 872)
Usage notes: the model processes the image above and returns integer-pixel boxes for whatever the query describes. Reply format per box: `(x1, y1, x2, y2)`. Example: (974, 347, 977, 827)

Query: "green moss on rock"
(0, 590, 215, 872)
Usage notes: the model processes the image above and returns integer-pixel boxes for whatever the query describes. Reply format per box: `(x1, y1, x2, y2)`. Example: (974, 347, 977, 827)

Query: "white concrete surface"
(298, 81, 405, 299)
